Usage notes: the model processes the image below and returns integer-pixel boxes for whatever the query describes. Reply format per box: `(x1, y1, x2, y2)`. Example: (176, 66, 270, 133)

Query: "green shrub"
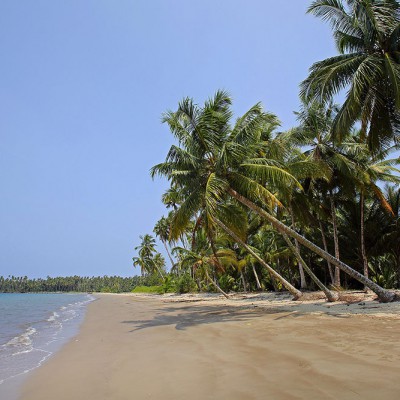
(174, 273, 198, 294)
(162, 276, 177, 293)
(218, 274, 236, 292)
(131, 285, 163, 294)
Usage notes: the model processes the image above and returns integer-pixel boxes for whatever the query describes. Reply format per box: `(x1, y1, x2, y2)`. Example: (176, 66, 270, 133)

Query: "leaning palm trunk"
(252, 263, 262, 290)
(319, 220, 335, 284)
(330, 191, 341, 287)
(360, 191, 369, 287)
(290, 204, 306, 289)
(204, 269, 229, 299)
(162, 239, 176, 274)
(227, 188, 395, 302)
(240, 269, 247, 293)
(282, 233, 339, 302)
(215, 218, 303, 300)
(154, 264, 165, 281)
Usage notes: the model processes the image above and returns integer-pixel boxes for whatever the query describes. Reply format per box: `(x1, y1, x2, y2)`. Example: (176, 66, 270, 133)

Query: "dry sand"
(20, 292, 400, 400)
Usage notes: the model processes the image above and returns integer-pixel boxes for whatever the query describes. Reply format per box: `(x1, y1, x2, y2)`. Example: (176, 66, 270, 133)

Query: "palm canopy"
(151, 90, 301, 240)
(301, 0, 400, 152)
(132, 234, 165, 278)
(283, 101, 364, 197)
(152, 90, 397, 301)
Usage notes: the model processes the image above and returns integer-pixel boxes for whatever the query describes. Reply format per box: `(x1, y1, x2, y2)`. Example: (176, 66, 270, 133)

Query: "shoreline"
(19, 292, 400, 399)
(0, 293, 94, 400)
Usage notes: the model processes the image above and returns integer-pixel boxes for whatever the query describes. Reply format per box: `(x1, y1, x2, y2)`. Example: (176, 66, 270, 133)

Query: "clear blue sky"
(0, 1, 336, 278)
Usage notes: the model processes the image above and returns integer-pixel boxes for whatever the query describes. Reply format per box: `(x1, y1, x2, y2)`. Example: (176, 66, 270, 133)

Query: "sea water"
(0, 293, 94, 397)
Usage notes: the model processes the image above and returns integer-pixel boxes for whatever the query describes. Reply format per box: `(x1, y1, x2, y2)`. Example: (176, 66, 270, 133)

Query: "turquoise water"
(0, 293, 94, 390)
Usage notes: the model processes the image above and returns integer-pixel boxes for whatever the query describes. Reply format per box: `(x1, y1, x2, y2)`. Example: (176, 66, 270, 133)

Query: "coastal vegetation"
(133, 0, 400, 301)
(0, 275, 146, 293)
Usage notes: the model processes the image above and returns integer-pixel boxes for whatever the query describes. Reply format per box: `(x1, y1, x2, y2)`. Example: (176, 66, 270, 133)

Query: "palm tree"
(301, 0, 400, 152)
(256, 131, 337, 297)
(214, 214, 302, 299)
(282, 101, 364, 287)
(383, 185, 400, 287)
(161, 185, 184, 210)
(349, 141, 400, 281)
(132, 234, 165, 279)
(369, 184, 400, 287)
(172, 227, 230, 298)
(152, 91, 396, 301)
(153, 216, 176, 271)
(152, 91, 303, 298)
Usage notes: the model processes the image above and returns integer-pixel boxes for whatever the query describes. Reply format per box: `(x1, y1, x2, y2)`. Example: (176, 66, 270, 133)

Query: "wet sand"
(20, 293, 400, 400)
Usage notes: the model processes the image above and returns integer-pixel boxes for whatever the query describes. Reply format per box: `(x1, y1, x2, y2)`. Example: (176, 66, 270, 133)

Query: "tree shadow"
(272, 311, 351, 320)
(121, 303, 281, 332)
(121, 297, 373, 332)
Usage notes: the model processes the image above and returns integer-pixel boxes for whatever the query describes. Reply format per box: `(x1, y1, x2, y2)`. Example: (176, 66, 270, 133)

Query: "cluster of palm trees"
(132, 0, 400, 302)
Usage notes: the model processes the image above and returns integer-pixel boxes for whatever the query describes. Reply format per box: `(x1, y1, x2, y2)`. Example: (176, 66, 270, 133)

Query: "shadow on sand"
(122, 304, 269, 331)
(121, 301, 350, 332)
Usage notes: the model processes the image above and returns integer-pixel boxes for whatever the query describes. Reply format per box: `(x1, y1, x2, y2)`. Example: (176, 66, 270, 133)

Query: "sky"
(0, 0, 337, 278)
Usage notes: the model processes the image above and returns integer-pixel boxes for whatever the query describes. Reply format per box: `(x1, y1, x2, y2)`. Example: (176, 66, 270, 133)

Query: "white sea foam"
(0, 293, 94, 388)
(6, 327, 36, 348)
(47, 312, 59, 322)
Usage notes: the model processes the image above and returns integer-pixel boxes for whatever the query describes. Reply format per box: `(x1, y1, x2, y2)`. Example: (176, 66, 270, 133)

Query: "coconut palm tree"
(301, 0, 400, 152)
(152, 91, 303, 298)
(367, 184, 400, 287)
(382, 185, 400, 287)
(254, 130, 338, 297)
(161, 185, 184, 210)
(132, 234, 165, 279)
(153, 216, 176, 271)
(151, 91, 396, 301)
(282, 101, 364, 287)
(347, 140, 400, 281)
(172, 227, 231, 298)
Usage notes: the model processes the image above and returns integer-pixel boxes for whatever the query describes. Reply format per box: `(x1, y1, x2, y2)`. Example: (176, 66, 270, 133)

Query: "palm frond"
(287, 159, 333, 181)
(205, 173, 229, 217)
(228, 171, 283, 209)
(170, 189, 203, 240)
(240, 161, 302, 190)
(308, 0, 361, 37)
(216, 202, 248, 242)
(301, 53, 366, 101)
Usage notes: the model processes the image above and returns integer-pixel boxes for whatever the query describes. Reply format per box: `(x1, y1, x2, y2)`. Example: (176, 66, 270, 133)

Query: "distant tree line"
(0, 275, 147, 293)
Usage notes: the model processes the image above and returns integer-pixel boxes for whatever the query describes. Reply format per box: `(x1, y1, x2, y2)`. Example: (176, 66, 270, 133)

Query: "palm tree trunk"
(214, 218, 303, 300)
(204, 269, 229, 299)
(282, 233, 339, 302)
(191, 215, 203, 250)
(319, 220, 335, 284)
(227, 187, 395, 302)
(208, 234, 223, 271)
(240, 270, 247, 293)
(330, 190, 341, 287)
(154, 265, 165, 281)
(252, 264, 262, 290)
(162, 239, 176, 274)
(360, 191, 369, 285)
(290, 204, 307, 289)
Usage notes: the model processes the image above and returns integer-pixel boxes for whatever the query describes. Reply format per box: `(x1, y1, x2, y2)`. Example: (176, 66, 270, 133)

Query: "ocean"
(0, 292, 94, 396)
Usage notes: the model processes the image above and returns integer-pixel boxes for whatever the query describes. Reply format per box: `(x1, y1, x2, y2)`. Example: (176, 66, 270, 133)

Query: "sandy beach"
(19, 292, 400, 400)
